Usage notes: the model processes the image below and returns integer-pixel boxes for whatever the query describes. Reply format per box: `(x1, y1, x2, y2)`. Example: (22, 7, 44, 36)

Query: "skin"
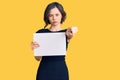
(31, 7, 77, 61)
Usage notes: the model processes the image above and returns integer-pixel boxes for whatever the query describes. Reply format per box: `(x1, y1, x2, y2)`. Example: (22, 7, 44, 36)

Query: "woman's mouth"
(53, 21, 57, 23)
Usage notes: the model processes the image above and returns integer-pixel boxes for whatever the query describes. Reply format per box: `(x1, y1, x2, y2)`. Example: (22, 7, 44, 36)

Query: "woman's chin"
(51, 22, 61, 26)
(52, 24, 58, 26)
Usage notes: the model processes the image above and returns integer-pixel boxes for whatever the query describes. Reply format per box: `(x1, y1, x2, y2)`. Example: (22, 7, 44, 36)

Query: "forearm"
(66, 34, 73, 42)
(66, 33, 73, 39)
(34, 56, 42, 61)
(66, 28, 74, 41)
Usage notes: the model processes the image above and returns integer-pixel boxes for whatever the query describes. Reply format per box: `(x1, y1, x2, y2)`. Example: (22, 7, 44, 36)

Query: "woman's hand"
(31, 41, 40, 50)
(31, 41, 42, 61)
(66, 27, 78, 42)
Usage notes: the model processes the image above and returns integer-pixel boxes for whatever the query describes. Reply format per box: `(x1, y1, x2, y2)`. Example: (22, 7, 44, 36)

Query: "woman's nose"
(53, 15, 56, 20)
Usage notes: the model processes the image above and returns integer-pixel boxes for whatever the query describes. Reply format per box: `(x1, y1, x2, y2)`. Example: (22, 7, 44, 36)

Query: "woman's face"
(48, 7, 62, 26)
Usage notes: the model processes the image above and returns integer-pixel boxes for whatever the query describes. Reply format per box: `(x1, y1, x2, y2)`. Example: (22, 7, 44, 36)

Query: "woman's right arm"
(31, 41, 42, 61)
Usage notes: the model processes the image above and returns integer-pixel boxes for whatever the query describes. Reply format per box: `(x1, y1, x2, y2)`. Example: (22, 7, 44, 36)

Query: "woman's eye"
(49, 15, 53, 17)
(56, 14, 59, 16)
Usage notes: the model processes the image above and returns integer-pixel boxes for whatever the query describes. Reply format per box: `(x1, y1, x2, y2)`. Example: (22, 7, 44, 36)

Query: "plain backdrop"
(0, 0, 120, 80)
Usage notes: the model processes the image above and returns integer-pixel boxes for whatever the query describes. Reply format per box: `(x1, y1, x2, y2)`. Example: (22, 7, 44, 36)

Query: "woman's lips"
(53, 21, 57, 23)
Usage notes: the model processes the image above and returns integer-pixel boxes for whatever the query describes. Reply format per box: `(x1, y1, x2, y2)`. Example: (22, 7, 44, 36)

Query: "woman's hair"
(44, 2, 66, 29)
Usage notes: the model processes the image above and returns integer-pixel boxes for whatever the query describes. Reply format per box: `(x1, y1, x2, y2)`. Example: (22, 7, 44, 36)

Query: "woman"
(31, 2, 78, 80)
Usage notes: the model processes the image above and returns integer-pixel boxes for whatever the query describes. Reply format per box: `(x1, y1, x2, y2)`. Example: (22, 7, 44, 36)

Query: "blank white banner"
(33, 32, 66, 56)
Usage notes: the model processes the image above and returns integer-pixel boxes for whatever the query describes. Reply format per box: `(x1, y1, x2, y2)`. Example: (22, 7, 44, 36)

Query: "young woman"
(31, 2, 78, 80)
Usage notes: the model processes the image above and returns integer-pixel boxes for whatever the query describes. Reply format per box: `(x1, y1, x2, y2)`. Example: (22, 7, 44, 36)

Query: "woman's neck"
(49, 24, 62, 31)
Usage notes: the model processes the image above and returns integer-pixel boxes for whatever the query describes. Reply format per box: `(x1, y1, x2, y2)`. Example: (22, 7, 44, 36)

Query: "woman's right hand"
(31, 41, 40, 50)
(31, 41, 42, 61)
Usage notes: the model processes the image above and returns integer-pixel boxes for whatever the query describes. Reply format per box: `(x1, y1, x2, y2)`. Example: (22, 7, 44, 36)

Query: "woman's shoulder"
(60, 29, 67, 32)
(36, 28, 49, 33)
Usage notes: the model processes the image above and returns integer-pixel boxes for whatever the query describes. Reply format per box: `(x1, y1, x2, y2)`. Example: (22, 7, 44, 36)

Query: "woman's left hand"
(66, 27, 78, 41)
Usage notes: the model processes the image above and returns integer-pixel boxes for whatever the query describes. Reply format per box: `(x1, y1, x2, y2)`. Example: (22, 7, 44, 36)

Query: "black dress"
(36, 29, 69, 80)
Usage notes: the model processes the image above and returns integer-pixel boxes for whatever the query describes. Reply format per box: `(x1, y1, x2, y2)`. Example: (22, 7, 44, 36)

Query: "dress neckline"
(47, 29, 63, 32)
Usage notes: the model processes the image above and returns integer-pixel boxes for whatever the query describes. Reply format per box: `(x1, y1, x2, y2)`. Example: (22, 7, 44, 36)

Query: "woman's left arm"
(66, 27, 78, 42)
